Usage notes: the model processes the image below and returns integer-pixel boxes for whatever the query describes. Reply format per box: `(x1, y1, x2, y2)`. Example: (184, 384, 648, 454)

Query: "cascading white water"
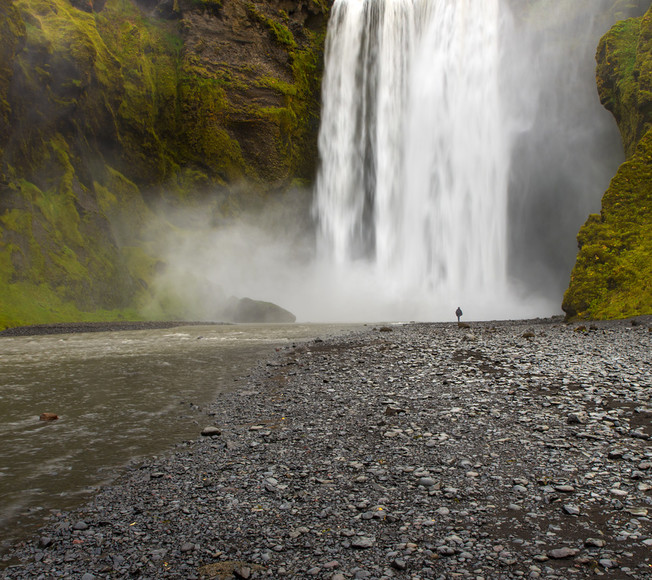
(314, 0, 515, 318)
(152, 0, 634, 324)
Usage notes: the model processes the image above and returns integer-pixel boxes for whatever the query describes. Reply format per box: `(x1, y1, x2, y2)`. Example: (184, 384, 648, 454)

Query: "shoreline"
(2, 314, 650, 338)
(0, 321, 230, 338)
(1, 319, 651, 578)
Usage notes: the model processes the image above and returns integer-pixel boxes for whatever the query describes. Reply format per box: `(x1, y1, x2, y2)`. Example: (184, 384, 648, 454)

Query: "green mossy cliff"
(4, 0, 650, 328)
(0, 0, 330, 329)
(562, 6, 652, 320)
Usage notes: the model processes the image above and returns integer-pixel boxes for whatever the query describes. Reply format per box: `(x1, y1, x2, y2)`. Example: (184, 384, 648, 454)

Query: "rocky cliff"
(0, 0, 330, 329)
(2, 0, 651, 328)
(563, 5, 652, 320)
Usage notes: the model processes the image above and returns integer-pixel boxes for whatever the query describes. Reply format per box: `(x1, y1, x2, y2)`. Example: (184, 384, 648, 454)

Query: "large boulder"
(223, 296, 296, 323)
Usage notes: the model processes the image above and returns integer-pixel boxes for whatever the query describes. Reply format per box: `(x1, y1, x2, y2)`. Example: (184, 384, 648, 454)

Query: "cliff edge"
(563, 6, 652, 320)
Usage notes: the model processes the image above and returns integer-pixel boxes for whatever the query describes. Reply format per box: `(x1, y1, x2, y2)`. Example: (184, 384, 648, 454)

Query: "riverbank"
(0, 321, 227, 337)
(1, 318, 651, 579)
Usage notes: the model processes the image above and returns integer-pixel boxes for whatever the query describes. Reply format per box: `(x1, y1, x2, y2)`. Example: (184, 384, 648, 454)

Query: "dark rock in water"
(223, 297, 296, 323)
(39, 413, 59, 421)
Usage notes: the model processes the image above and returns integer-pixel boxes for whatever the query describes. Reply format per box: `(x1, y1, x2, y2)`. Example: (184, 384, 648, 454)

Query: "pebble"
(2, 319, 651, 578)
(200, 426, 221, 437)
(585, 538, 607, 548)
(562, 504, 580, 516)
(351, 537, 374, 549)
(417, 477, 437, 487)
(548, 547, 579, 559)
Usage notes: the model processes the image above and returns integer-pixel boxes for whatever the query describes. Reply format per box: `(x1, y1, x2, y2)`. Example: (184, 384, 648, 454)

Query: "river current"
(0, 323, 362, 553)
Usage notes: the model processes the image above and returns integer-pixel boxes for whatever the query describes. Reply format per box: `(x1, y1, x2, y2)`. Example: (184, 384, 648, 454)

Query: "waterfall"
(314, 0, 512, 318)
(184, 0, 628, 324)
(310, 0, 536, 322)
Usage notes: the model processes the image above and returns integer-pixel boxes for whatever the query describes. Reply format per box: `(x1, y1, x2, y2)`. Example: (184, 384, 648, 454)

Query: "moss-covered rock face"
(0, 0, 331, 329)
(0, 0, 23, 159)
(563, 6, 652, 320)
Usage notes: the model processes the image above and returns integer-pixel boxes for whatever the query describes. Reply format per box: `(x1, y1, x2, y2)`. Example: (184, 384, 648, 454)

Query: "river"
(0, 323, 364, 553)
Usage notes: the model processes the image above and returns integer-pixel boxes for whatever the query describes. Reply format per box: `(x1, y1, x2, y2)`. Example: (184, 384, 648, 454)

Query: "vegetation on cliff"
(563, 6, 652, 320)
(2, 0, 650, 328)
(0, 0, 330, 329)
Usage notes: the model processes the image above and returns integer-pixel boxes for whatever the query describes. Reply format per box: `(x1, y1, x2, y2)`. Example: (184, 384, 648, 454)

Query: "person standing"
(455, 306, 463, 322)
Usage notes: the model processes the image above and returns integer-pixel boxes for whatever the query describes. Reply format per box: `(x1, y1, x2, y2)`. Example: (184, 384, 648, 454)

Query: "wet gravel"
(1, 318, 651, 579)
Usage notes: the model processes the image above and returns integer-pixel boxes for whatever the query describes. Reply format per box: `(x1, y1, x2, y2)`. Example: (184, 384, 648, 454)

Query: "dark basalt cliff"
(0, 0, 330, 328)
(563, 5, 652, 320)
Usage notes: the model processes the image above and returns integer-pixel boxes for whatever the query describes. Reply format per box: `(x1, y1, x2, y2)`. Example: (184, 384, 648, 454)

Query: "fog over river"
(0, 323, 363, 553)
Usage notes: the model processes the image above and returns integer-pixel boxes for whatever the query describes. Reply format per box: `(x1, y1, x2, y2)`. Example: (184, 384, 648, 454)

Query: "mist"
(505, 0, 633, 300)
(143, 191, 557, 323)
(145, 0, 643, 324)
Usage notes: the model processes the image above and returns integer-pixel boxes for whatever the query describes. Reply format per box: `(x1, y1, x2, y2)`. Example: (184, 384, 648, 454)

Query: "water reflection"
(0, 323, 363, 552)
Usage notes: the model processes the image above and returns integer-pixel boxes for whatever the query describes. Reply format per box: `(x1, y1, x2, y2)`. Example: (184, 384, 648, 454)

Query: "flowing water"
(316, 0, 509, 295)
(312, 0, 629, 321)
(315, 0, 513, 317)
(0, 323, 362, 553)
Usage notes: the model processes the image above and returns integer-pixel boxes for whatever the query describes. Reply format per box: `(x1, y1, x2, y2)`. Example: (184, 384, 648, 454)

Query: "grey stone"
(417, 477, 437, 487)
(200, 426, 221, 437)
(585, 538, 606, 548)
(391, 558, 407, 570)
(351, 537, 374, 549)
(548, 548, 578, 559)
(563, 504, 580, 516)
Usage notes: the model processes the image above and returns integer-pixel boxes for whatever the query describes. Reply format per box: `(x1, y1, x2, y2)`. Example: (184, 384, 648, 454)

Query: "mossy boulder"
(563, 6, 652, 320)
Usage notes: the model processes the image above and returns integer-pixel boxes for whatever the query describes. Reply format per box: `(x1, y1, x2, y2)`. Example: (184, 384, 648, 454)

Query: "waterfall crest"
(314, 0, 516, 318)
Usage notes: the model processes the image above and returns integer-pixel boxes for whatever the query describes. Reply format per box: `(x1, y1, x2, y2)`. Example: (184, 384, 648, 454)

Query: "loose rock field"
(2, 319, 651, 579)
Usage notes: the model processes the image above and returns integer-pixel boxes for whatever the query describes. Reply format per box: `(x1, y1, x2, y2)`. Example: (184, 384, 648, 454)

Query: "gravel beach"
(1, 318, 651, 579)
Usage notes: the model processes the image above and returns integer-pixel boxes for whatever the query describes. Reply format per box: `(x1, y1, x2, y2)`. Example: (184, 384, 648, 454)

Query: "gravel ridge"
(1, 319, 651, 579)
